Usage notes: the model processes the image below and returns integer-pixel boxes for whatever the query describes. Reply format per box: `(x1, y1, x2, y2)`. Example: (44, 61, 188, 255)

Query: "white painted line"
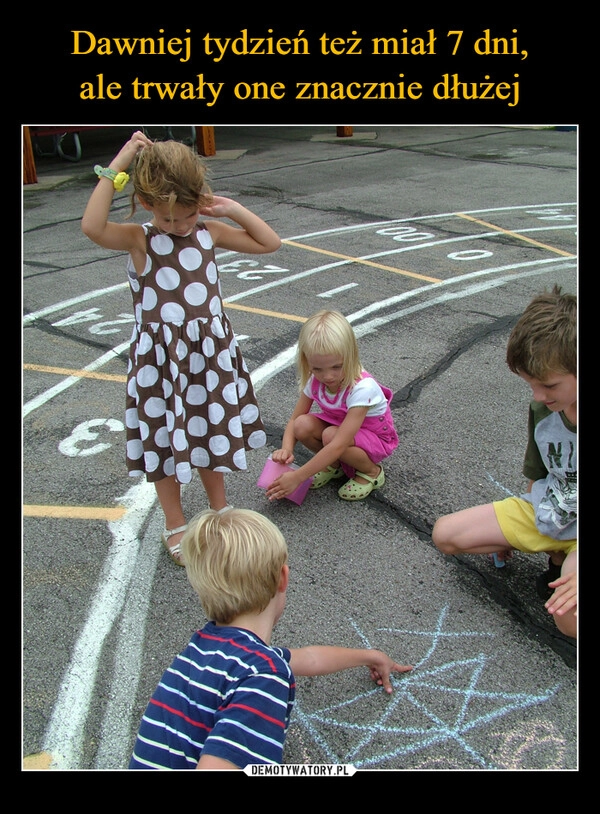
(318, 283, 359, 298)
(22, 341, 130, 417)
(42, 478, 156, 769)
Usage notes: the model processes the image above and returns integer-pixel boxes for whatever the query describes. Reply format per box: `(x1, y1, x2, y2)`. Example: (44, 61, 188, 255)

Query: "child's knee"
(431, 516, 456, 554)
(321, 424, 338, 446)
(554, 611, 577, 639)
(293, 414, 314, 439)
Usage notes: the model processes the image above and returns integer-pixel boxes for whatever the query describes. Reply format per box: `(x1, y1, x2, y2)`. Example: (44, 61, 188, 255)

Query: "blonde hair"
(181, 509, 288, 625)
(506, 285, 577, 379)
(297, 310, 362, 391)
(129, 139, 213, 217)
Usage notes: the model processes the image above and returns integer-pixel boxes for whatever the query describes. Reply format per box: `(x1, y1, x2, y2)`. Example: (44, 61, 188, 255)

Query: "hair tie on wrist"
(94, 165, 130, 191)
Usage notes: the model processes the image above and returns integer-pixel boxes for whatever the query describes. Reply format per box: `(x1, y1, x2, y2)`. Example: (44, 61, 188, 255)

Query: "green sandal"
(310, 465, 344, 489)
(338, 466, 385, 501)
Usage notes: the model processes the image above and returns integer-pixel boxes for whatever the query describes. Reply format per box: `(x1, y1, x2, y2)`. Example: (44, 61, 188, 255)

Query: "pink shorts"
(313, 410, 398, 478)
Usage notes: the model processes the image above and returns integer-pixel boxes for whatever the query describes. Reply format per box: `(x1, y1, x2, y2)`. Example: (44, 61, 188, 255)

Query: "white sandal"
(161, 524, 187, 567)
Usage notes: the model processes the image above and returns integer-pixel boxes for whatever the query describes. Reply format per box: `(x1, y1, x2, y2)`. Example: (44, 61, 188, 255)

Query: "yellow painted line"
(223, 301, 307, 322)
(23, 752, 53, 770)
(457, 214, 576, 257)
(282, 239, 442, 283)
(23, 363, 126, 382)
(23, 505, 127, 520)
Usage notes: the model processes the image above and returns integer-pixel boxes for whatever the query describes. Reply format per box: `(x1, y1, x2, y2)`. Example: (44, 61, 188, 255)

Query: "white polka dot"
(223, 382, 238, 405)
(156, 266, 180, 291)
(160, 302, 186, 323)
(176, 339, 188, 361)
(206, 260, 218, 284)
(162, 379, 173, 399)
(187, 321, 201, 342)
(237, 378, 248, 398)
(188, 416, 208, 436)
(155, 345, 166, 366)
(186, 384, 207, 405)
(206, 370, 220, 392)
(173, 428, 188, 451)
(166, 410, 175, 431)
(163, 325, 173, 345)
(179, 247, 203, 270)
(139, 420, 149, 441)
(191, 446, 210, 467)
(163, 456, 175, 477)
(197, 229, 213, 249)
(209, 435, 231, 455)
(135, 303, 143, 323)
(142, 287, 158, 311)
(202, 336, 215, 357)
(169, 359, 179, 381)
(141, 255, 152, 276)
(249, 429, 267, 448)
(129, 275, 140, 293)
(144, 450, 160, 472)
(155, 426, 170, 447)
(137, 365, 159, 388)
(184, 282, 208, 306)
(174, 394, 184, 416)
(189, 352, 206, 374)
(129, 467, 145, 477)
(127, 439, 144, 460)
(151, 234, 174, 255)
(217, 349, 233, 372)
(179, 372, 188, 392)
(233, 448, 248, 468)
(138, 332, 153, 355)
(125, 408, 139, 429)
(228, 416, 243, 437)
(209, 295, 221, 316)
(240, 404, 259, 424)
(176, 461, 192, 482)
(208, 402, 225, 424)
(211, 317, 226, 339)
(145, 397, 166, 418)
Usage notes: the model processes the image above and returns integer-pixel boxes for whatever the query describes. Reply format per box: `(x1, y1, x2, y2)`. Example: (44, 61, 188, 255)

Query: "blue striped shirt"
(129, 622, 295, 769)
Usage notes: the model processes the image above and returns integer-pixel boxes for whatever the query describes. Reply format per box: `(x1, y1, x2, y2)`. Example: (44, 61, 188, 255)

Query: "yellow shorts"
(493, 496, 577, 555)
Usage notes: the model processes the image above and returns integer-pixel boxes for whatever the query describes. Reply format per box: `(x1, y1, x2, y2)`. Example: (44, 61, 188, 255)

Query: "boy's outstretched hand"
(368, 652, 413, 694)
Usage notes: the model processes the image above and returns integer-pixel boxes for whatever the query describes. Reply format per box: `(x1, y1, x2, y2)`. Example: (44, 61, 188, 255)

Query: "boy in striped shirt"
(129, 508, 412, 769)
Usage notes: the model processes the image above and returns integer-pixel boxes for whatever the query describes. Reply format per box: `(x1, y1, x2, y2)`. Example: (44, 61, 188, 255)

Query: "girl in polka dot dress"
(82, 131, 281, 565)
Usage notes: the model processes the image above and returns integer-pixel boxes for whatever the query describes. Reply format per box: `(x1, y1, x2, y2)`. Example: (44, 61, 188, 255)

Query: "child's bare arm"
(271, 393, 314, 465)
(289, 646, 413, 694)
(204, 197, 281, 254)
(196, 754, 239, 770)
(81, 130, 151, 251)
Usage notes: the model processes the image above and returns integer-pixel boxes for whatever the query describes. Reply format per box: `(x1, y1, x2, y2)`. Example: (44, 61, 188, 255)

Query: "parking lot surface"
(23, 125, 577, 773)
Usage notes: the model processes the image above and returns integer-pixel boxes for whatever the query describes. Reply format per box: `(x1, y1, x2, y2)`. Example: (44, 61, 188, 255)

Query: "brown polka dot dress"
(125, 221, 267, 484)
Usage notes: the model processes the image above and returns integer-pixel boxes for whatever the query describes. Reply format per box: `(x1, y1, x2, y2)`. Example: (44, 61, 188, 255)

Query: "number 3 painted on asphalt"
(58, 419, 124, 457)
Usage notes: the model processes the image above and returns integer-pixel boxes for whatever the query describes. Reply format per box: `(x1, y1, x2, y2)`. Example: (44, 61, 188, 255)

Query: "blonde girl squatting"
(267, 310, 399, 503)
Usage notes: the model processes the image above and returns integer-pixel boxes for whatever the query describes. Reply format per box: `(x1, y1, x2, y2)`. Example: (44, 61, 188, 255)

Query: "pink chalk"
(257, 457, 313, 505)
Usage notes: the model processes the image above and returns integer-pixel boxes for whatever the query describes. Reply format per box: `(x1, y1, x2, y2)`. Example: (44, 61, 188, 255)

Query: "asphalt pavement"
(22, 125, 578, 775)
